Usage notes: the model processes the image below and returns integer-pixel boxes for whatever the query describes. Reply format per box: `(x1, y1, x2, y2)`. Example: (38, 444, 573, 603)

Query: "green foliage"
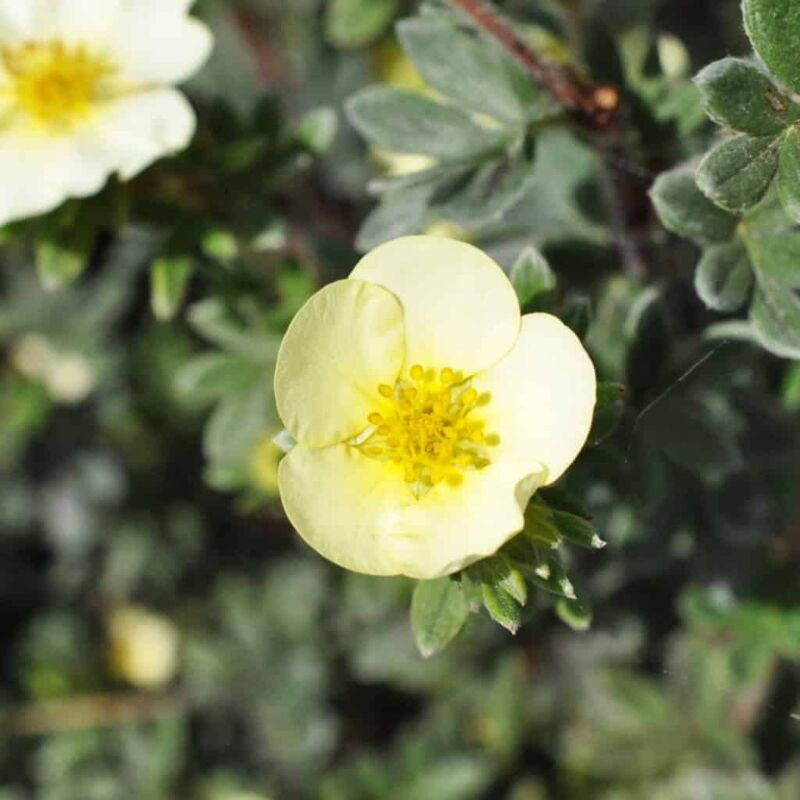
(2, 1, 800, 798)
(650, 168, 737, 245)
(652, 0, 800, 360)
(326, 0, 399, 49)
(743, 0, 800, 94)
(396, 17, 536, 126)
(777, 127, 800, 222)
(750, 267, 800, 358)
(510, 245, 557, 308)
(695, 241, 753, 312)
(696, 134, 781, 214)
(150, 255, 195, 322)
(345, 7, 557, 249)
(410, 577, 471, 658)
(694, 58, 800, 136)
(348, 87, 506, 160)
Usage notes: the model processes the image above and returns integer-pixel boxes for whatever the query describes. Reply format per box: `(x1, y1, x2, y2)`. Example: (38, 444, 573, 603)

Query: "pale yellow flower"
(0, 0, 212, 225)
(275, 237, 596, 579)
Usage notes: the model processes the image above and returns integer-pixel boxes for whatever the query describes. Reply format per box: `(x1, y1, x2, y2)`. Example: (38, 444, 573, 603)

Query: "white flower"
(0, 0, 213, 225)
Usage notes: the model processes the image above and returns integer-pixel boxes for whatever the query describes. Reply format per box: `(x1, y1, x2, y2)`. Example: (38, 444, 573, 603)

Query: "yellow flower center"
(2, 41, 116, 127)
(357, 364, 499, 498)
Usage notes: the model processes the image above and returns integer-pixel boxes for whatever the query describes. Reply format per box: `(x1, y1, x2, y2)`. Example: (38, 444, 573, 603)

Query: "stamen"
(359, 365, 496, 498)
(3, 40, 117, 128)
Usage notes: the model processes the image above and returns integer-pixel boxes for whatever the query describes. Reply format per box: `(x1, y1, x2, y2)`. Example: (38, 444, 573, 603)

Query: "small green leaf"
(751, 267, 800, 359)
(347, 86, 506, 160)
(510, 246, 556, 307)
(35, 237, 90, 292)
(589, 381, 625, 444)
(695, 241, 754, 312)
(34, 202, 97, 291)
(782, 363, 800, 410)
(551, 510, 606, 550)
(743, 0, 800, 94)
(175, 353, 259, 404)
(742, 228, 800, 287)
(433, 156, 535, 226)
(480, 582, 521, 634)
(650, 167, 738, 245)
(294, 107, 338, 155)
(410, 577, 471, 658)
(151, 255, 195, 322)
(696, 134, 783, 213)
(325, 0, 398, 48)
(397, 17, 529, 126)
(694, 57, 799, 135)
(202, 228, 238, 264)
(356, 186, 431, 252)
(778, 126, 800, 223)
(560, 296, 591, 340)
(188, 299, 280, 361)
(556, 594, 593, 631)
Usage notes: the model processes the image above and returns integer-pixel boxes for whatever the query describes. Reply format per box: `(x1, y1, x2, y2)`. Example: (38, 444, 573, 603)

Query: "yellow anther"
(5, 41, 116, 128)
(359, 365, 497, 498)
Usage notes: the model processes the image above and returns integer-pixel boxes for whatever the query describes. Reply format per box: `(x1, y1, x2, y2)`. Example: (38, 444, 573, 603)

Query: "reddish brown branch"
(444, 0, 619, 130)
(230, 7, 285, 87)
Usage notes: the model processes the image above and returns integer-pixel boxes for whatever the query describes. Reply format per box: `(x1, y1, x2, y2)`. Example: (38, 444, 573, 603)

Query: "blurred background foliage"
(1, 0, 799, 798)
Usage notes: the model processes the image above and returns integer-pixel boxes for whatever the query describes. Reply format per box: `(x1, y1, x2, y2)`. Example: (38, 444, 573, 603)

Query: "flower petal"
(46, 0, 123, 43)
(0, 130, 110, 226)
(107, 2, 213, 85)
(474, 313, 596, 485)
(274, 279, 406, 448)
(391, 460, 546, 579)
(279, 444, 415, 576)
(92, 88, 196, 180)
(279, 443, 545, 579)
(0, 1, 36, 42)
(350, 236, 520, 376)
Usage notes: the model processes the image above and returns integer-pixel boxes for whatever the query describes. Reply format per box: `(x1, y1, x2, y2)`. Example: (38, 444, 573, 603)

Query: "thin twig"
(0, 691, 187, 738)
(443, 0, 619, 129)
(230, 6, 285, 87)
